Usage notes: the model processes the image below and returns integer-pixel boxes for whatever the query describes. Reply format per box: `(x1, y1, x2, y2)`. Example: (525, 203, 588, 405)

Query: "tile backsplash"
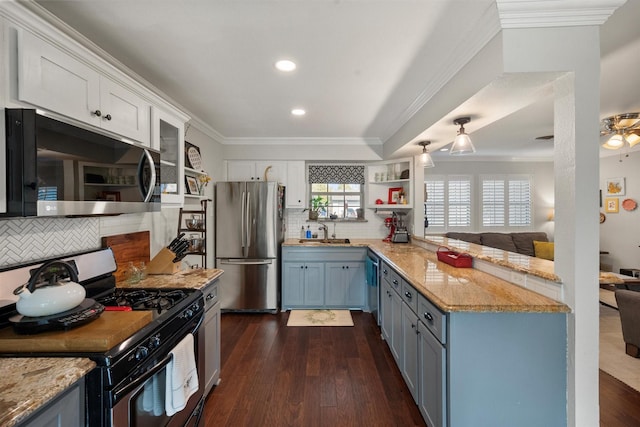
(0, 209, 178, 269)
(284, 209, 389, 239)
(0, 217, 100, 267)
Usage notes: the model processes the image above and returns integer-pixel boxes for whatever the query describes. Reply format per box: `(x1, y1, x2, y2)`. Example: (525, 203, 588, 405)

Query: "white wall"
(599, 150, 640, 274)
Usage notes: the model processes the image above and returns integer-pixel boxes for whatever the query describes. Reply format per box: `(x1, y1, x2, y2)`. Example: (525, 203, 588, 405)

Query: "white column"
(502, 25, 601, 426)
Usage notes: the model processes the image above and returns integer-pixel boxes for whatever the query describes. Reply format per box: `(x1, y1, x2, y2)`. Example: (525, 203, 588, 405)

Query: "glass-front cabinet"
(152, 107, 186, 205)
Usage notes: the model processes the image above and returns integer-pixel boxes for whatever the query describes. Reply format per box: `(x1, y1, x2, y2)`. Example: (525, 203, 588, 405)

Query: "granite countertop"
(0, 357, 95, 427)
(416, 235, 560, 283)
(117, 268, 224, 290)
(283, 238, 569, 313)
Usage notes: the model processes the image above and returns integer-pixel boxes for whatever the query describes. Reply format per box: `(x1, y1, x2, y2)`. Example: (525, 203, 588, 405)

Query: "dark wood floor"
(600, 370, 640, 426)
(203, 311, 425, 426)
(203, 311, 640, 427)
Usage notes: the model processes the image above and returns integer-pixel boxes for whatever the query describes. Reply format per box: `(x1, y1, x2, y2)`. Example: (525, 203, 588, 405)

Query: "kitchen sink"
(298, 238, 351, 244)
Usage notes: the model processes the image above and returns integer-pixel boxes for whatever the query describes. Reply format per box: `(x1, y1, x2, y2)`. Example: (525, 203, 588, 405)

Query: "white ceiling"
(33, 0, 640, 160)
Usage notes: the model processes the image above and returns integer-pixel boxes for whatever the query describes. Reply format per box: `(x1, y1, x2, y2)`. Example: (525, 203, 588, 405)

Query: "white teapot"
(13, 260, 85, 317)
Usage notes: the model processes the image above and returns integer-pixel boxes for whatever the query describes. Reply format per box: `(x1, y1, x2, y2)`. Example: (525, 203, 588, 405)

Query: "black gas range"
(0, 248, 206, 427)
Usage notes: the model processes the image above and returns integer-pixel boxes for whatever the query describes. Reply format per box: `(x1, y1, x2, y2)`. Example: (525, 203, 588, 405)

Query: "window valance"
(308, 165, 365, 184)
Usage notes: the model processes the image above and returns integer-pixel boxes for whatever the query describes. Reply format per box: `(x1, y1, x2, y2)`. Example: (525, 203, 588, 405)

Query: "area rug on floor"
(600, 288, 618, 309)
(600, 304, 640, 392)
(287, 309, 353, 327)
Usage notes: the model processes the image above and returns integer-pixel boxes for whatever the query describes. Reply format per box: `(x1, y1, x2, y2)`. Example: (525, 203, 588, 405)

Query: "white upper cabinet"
(97, 78, 151, 144)
(225, 160, 286, 183)
(285, 161, 306, 208)
(17, 29, 151, 145)
(226, 160, 306, 208)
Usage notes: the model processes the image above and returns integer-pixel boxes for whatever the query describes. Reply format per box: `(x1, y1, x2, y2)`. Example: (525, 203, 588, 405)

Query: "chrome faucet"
(318, 223, 329, 241)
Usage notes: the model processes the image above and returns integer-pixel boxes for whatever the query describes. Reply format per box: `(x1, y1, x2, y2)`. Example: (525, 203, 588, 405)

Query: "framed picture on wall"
(606, 177, 625, 196)
(605, 197, 619, 213)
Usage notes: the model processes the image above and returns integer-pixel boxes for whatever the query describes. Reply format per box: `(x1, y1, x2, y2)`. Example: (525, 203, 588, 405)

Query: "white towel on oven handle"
(165, 333, 199, 416)
(141, 374, 164, 416)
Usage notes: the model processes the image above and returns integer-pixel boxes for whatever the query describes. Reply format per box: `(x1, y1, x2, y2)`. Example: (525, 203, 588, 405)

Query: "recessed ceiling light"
(440, 147, 449, 152)
(275, 60, 296, 72)
(291, 108, 306, 116)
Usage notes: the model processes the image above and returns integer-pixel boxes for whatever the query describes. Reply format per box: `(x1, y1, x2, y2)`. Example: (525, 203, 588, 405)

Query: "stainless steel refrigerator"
(215, 181, 284, 312)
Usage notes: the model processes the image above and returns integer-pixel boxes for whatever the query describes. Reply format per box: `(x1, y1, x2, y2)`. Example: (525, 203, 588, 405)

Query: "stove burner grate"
(97, 289, 189, 313)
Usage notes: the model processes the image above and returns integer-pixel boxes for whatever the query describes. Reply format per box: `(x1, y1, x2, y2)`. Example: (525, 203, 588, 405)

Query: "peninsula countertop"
(0, 357, 95, 427)
(283, 238, 569, 313)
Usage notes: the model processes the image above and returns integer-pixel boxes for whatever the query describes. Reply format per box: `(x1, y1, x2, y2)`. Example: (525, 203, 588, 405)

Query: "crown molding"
(496, 0, 627, 28)
(380, 2, 502, 143)
(222, 137, 382, 146)
(186, 116, 225, 144)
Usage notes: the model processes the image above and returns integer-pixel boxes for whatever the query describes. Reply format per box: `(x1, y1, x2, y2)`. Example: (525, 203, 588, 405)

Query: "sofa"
(615, 290, 640, 357)
(444, 232, 551, 258)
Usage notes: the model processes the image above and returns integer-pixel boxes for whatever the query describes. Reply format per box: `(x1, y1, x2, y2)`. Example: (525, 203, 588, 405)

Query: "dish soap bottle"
(306, 226, 312, 238)
(300, 226, 305, 239)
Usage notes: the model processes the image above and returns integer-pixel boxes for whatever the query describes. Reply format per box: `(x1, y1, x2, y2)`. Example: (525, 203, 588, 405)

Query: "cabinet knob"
(305, 266, 308, 269)
(404, 291, 412, 299)
(300, 266, 304, 269)
(424, 312, 433, 322)
(92, 109, 102, 117)
(104, 114, 112, 121)
(393, 279, 398, 285)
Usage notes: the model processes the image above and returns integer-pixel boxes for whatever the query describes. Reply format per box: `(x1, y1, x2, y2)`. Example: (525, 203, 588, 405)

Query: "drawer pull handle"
(404, 291, 412, 299)
(424, 312, 433, 322)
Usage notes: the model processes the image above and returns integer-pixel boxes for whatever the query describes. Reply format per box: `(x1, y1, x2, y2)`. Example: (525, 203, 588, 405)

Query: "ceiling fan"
(601, 112, 640, 150)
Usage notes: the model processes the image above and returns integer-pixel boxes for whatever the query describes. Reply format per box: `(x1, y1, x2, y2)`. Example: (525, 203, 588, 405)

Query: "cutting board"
(102, 231, 150, 283)
(0, 311, 153, 352)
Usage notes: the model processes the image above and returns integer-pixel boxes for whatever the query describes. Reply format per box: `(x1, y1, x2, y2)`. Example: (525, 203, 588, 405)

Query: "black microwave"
(3, 109, 160, 217)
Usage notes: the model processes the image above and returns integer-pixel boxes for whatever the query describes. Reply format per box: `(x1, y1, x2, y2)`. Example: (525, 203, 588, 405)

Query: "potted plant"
(307, 196, 328, 220)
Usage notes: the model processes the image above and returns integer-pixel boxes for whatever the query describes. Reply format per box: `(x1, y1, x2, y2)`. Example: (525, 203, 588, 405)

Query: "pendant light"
(418, 141, 435, 168)
(450, 117, 476, 155)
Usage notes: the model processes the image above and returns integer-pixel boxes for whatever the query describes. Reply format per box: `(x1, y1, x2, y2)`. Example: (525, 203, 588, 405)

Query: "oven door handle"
(113, 353, 173, 404)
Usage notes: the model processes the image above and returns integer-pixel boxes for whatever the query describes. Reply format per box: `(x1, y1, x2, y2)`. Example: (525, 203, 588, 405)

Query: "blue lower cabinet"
(281, 247, 366, 310)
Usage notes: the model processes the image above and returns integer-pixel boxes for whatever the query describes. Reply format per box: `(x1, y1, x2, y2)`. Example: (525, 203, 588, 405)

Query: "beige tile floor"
(600, 290, 640, 392)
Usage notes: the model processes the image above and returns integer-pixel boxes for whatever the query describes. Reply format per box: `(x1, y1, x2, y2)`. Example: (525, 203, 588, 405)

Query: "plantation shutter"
(508, 178, 532, 226)
(482, 179, 505, 226)
(447, 177, 471, 227)
(425, 178, 445, 227)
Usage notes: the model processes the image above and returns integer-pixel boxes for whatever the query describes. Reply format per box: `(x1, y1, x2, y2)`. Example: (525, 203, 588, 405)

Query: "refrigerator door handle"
(218, 259, 273, 265)
(245, 191, 251, 257)
(241, 191, 246, 253)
